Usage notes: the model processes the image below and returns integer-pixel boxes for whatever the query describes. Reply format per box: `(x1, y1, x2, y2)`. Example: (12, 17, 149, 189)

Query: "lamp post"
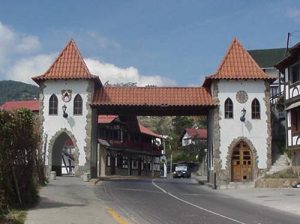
(240, 108, 246, 122)
(62, 104, 68, 118)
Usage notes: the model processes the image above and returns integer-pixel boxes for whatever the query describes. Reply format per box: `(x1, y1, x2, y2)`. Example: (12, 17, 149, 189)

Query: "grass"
(0, 210, 27, 224)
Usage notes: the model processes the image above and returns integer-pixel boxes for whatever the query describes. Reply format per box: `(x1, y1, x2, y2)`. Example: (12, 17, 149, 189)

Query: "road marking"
(107, 208, 129, 224)
(152, 179, 247, 224)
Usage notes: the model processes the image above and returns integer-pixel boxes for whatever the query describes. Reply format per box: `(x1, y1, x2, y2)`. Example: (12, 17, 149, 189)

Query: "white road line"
(152, 179, 247, 224)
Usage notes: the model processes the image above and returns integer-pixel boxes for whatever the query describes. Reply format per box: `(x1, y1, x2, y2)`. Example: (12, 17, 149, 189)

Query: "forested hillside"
(0, 80, 39, 105)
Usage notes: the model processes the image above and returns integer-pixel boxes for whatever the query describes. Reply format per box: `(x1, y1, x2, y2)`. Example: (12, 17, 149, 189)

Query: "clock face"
(61, 89, 72, 102)
(236, 90, 248, 104)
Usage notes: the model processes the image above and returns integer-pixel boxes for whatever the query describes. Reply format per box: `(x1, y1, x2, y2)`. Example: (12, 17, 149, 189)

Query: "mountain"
(0, 80, 39, 105)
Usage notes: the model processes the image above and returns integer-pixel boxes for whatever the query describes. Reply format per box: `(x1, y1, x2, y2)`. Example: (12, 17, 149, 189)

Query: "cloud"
(287, 8, 300, 22)
(0, 21, 41, 75)
(87, 31, 120, 49)
(0, 21, 175, 87)
(6, 54, 56, 84)
(85, 58, 176, 86)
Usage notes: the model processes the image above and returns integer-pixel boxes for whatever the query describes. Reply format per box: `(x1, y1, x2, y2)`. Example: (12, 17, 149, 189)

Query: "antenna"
(286, 32, 291, 55)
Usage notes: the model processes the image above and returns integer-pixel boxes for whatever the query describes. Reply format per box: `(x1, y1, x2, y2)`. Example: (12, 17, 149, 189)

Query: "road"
(95, 178, 300, 224)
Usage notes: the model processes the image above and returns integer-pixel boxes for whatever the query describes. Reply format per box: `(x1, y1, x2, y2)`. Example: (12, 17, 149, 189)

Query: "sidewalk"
(218, 187, 300, 216)
(193, 175, 300, 216)
(25, 177, 117, 224)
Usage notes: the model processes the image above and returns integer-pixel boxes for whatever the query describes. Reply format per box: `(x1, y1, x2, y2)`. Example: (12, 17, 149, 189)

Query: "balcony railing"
(100, 137, 162, 155)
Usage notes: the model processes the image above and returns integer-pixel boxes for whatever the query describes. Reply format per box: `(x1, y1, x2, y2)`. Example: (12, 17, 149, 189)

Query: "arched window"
(49, 94, 58, 115)
(251, 99, 260, 119)
(73, 94, 83, 115)
(224, 98, 233, 119)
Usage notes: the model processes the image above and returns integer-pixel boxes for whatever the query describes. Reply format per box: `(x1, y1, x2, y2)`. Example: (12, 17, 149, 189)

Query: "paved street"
(96, 178, 300, 224)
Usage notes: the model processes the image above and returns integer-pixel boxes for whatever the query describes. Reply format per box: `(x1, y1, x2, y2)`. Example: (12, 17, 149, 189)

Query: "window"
(291, 108, 300, 134)
(290, 63, 300, 83)
(73, 94, 83, 115)
(224, 98, 233, 119)
(251, 99, 260, 119)
(49, 94, 58, 115)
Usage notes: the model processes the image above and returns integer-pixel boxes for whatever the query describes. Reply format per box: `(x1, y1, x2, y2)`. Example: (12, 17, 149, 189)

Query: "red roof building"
(0, 100, 39, 112)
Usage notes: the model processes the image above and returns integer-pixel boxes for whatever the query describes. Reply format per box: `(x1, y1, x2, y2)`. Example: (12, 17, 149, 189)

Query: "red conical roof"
(204, 38, 275, 84)
(32, 39, 101, 85)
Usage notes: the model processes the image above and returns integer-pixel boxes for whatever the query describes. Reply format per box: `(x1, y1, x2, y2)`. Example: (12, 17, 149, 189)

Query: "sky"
(0, 0, 300, 87)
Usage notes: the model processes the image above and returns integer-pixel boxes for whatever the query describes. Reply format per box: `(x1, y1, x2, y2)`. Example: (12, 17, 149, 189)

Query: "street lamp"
(240, 108, 246, 122)
(62, 104, 68, 118)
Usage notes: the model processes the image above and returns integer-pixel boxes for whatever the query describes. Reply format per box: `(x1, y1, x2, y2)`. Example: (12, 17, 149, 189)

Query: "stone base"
(255, 178, 300, 188)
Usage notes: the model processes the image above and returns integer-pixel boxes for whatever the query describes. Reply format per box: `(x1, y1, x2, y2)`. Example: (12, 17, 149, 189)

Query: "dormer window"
(224, 98, 233, 119)
(49, 94, 58, 115)
(73, 94, 83, 115)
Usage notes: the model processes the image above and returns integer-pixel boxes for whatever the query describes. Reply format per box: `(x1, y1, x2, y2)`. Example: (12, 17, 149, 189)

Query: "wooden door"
(231, 142, 253, 182)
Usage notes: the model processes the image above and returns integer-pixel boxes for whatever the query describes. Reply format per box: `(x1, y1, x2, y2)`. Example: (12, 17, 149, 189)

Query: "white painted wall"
(42, 80, 92, 167)
(218, 80, 269, 169)
(182, 132, 192, 146)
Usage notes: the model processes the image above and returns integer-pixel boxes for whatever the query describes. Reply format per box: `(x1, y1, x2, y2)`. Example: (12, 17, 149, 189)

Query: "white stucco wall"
(42, 80, 92, 167)
(218, 80, 269, 169)
(182, 133, 192, 146)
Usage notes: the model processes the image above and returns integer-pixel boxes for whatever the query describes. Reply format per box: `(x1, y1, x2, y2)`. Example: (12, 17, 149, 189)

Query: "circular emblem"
(61, 89, 72, 102)
(236, 90, 248, 104)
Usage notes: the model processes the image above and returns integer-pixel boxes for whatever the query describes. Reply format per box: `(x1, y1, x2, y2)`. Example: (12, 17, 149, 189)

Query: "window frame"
(224, 98, 233, 119)
(290, 63, 300, 84)
(251, 98, 261, 119)
(73, 94, 83, 115)
(291, 108, 300, 135)
(49, 94, 58, 115)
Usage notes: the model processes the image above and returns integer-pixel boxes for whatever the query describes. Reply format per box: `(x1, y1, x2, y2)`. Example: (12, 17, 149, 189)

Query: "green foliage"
(0, 209, 27, 224)
(0, 80, 38, 105)
(275, 95, 285, 112)
(0, 109, 41, 217)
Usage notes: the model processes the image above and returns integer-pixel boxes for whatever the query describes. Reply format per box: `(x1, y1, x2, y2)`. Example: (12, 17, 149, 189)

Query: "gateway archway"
(48, 130, 79, 176)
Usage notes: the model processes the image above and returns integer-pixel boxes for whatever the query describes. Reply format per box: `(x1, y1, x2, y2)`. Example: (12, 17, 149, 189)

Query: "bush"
(0, 109, 42, 217)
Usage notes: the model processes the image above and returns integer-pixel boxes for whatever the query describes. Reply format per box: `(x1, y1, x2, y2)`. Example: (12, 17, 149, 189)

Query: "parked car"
(173, 164, 191, 178)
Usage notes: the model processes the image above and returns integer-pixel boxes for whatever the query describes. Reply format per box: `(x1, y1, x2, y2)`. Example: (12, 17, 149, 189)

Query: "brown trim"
(292, 130, 300, 136)
(285, 95, 300, 107)
(289, 80, 300, 88)
(288, 145, 300, 150)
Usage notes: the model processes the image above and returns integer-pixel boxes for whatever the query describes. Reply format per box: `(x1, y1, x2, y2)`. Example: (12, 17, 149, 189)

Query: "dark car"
(173, 164, 191, 178)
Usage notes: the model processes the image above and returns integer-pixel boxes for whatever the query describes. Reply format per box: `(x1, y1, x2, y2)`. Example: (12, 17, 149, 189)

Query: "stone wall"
(255, 178, 300, 188)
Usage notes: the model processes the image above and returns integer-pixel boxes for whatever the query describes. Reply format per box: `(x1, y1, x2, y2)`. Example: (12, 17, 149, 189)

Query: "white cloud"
(15, 35, 40, 53)
(85, 58, 176, 86)
(6, 54, 56, 84)
(287, 8, 300, 22)
(87, 31, 120, 49)
(0, 21, 175, 87)
(0, 21, 41, 75)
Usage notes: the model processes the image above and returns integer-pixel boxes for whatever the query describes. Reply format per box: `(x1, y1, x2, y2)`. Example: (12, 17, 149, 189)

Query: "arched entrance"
(231, 141, 253, 182)
(50, 131, 78, 176)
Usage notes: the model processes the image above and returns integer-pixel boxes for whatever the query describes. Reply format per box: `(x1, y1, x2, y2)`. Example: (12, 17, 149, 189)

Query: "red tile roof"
(0, 100, 39, 112)
(98, 115, 161, 138)
(184, 128, 207, 139)
(204, 38, 275, 85)
(139, 124, 161, 138)
(92, 87, 215, 106)
(98, 115, 118, 124)
(32, 39, 101, 86)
